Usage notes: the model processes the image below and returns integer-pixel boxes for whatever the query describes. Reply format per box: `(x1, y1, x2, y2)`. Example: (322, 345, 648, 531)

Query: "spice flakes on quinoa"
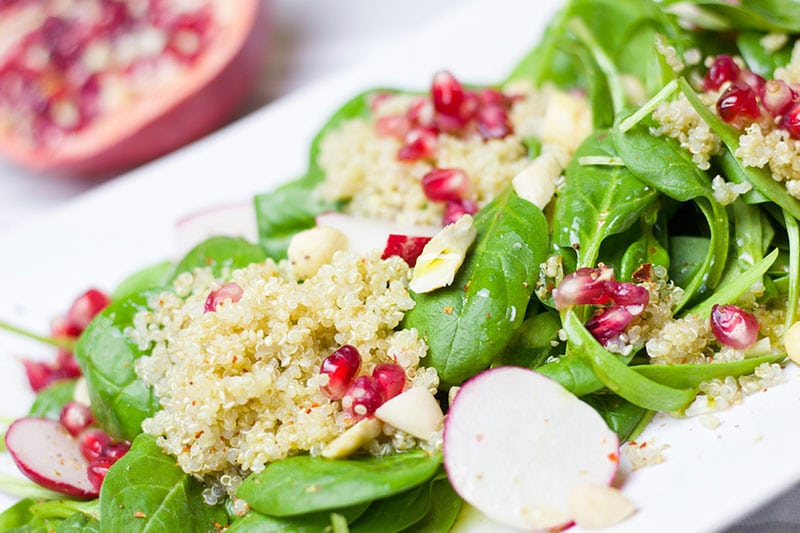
(131, 250, 437, 498)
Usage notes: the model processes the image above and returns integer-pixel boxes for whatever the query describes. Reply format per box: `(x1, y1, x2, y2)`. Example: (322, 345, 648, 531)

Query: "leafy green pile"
(4, 0, 800, 530)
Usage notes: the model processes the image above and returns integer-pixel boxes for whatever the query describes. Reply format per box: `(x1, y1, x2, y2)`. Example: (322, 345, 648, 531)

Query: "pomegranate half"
(0, 0, 269, 176)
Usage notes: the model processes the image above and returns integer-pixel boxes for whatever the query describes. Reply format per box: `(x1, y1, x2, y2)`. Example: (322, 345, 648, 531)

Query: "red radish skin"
(5, 417, 97, 498)
(0, 0, 270, 176)
(443, 367, 619, 531)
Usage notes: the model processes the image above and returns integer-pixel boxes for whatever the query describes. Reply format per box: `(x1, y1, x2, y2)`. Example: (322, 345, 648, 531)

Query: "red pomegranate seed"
(381, 234, 431, 267)
(431, 71, 465, 117)
(477, 88, 510, 108)
(79, 428, 112, 462)
(55, 350, 82, 378)
(372, 363, 406, 400)
(585, 306, 635, 346)
(407, 97, 436, 128)
(421, 168, 470, 202)
(552, 266, 615, 310)
(319, 345, 362, 400)
(341, 375, 385, 421)
(761, 79, 795, 116)
(22, 360, 58, 393)
(51, 316, 81, 339)
(375, 115, 411, 139)
(710, 304, 759, 349)
(434, 112, 467, 134)
(368, 92, 394, 112)
(476, 104, 513, 139)
(204, 282, 244, 313)
(779, 102, 800, 138)
(102, 441, 131, 461)
(608, 282, 650, 316)
(66, 289, 110, 333)
(442, 198, 478, 226)
(703, 55, 740, 91)
(716, 81, 762, 127)
(41, 16, 90, 70)
(60, 402, 94, 437)
(87, 457, 115, 491)
(397, 127, 438, 161)
(740, 70, 766, 94)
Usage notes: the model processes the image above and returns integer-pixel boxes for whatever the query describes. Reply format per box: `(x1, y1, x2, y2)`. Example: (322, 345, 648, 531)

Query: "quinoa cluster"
(132, 251, 436, 492)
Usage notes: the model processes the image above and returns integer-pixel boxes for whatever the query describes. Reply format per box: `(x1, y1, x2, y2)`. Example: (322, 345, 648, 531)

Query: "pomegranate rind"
(443, 366, 619, 531)
(0, 0, 270, 177)
(5, 417, 97, 498)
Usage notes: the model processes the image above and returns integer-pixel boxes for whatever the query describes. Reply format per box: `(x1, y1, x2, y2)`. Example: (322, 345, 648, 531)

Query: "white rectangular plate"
(0, 1, 798, 531)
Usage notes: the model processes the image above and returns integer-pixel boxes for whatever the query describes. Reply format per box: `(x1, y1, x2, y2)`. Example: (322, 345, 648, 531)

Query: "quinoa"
(132, 250, 436, 492)
(651, 92, 722, 170)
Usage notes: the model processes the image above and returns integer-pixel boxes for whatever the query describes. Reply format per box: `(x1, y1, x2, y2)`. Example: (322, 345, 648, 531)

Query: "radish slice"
(175, 201, 258, 255)
(5, 417, 97, 498)
(315, 212, 440, 256)
(443, 367, 619, 531)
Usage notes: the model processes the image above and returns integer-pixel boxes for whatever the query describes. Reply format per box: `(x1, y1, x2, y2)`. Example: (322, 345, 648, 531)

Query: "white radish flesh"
(315, 212, 440, 256)
(175, 201, 258, 256)
(443, 366, 619, 531)
(5, 417, 97, 498)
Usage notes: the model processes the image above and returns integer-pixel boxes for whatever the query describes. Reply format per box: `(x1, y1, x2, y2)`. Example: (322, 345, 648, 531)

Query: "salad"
(3, 0, 800, 531)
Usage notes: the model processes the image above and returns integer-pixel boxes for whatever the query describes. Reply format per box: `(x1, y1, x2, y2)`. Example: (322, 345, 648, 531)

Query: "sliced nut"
(287, 226, 348, 279)
(540, 90, 592, 153)
(410, 215, 476, 294)
(321, 418, 383, 459)
(512, 152, 563, 209)
(784, 321, 800, 364)
(567, 483, 636, 529)
(375, 386, 444, 440)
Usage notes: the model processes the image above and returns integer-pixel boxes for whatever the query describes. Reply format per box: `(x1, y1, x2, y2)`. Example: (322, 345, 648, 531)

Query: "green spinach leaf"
(112, 260, 173, 301)
(401, 476, 462, 533)
(28, 379, 77, 419)
(226, 503, 369, 532)
(170, 236, 267, 281)
(582, 393, 653, 442)
(349, 483, 432, 533)
(632, 353, 786, 389)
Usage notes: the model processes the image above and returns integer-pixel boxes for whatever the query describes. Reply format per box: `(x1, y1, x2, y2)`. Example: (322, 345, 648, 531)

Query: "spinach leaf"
(226, 503, 369, 532)
(632, 353, 787, 389)
(536, 352, 605, 397)
(402, 476, 462, 533)
(402, 189, 549, 386)
(237, 451, 442, 517)
(582, 393, 653, 442)
(111, 260, 173, 301)
(28, 379, 77, 419)
(349, 483, 432, 533)
(170, 236, 266, 281)
(496, 310, 563, 369)
(55, 513, 100, 532)
(99, 434, 228, 533)
(784, 212, 800, 328)
(0, 498, 36, 530)
(552, 131, 657, 268)
(74, 290, 160, 441)
(661, 0, 800, 32)
(668, 236, 710, 291)
(736, 31, 794, 78)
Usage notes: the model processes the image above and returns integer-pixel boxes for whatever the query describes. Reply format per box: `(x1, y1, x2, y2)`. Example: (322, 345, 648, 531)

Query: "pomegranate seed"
(368, 92, 394, 112)
(372, 363, 406, 400)
(41, 16, 90, 70)
(761, 79, 796, 116)
(717, 81, 761, 128)
(431, 71, 465, 117)
(421, 168, 470, 202)
(60, 402, 94, 437)
(22, 360, 58, 392)
(407, 97, 436, 128)
(204, 282, 244, 313)
(51, 316, 81, 338)
(477, 88, 510, 108)
(66, 289, 110, 333)
(79, 428, 112, 462)
(342, 375, 385, 421)
(703, 55, 740, 91)
(740, 70, 766, 94)
(476, 104, 513, 139)
(55, 350, 83, 378)
(434, 112, 467, 134)
(442, 198, 478, 226)
(375, 115, 411, 139)
(102, 441, 131, 461)
(710, 304, 759, 349)
(381, 234, 431, 267)
(319, 345, 362, 400)
(607, 282, 650, 316)
(585, 306, 635, 346)
(397, 127, 438, 161)
(779, 102, 800, 138)
(87, 457, 115, 491)
(552, 267, 615, 310)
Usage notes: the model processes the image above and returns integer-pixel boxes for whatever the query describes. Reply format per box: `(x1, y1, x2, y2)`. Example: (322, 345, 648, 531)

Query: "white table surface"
(0, 1, 797, 531)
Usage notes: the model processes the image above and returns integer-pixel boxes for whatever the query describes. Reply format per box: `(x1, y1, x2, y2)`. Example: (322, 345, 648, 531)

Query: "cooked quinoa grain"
(133, 250, 436, 488)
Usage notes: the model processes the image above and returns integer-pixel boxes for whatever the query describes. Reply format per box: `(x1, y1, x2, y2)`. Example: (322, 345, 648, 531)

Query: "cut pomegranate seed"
(65, 289, 110, 332)
(60, 402, 94, 437)
(204, 282, 244, 313)
(761, 79, 796, 116)
(703, 55, 740, 91)
(79, 428, 112, 462)
(381, 234, 432, 267)
(398, 127, 438, 161)
(779, 102, 800, 138)
(372, 363, 406, 400)
(442, 198, 478, 226)
(431, 71, 465, 117)
(421, 168, 470, 202)
(585, 306, 635, 346)
(319, 345, 362, 400)
(716, 81, 761, 128)
(710, 304, 759, 349)
(87, 457, 115, 491)
(607, 282, 650, 316)
(375, 115, 411, 139)
(476, 104, 513, 140)
(341, 375, 385, 421)
(552, 266, 615, 310)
